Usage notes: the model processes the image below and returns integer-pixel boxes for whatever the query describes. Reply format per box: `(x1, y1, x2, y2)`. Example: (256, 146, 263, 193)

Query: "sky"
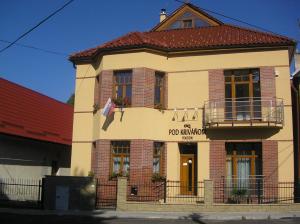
(0, 0, 299, 103)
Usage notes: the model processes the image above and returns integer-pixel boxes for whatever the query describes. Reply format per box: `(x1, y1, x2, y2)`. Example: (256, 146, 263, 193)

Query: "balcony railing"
(204, 97, 284, 128)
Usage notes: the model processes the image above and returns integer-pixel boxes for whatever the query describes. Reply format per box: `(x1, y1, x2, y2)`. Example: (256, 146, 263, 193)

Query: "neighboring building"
(0, 78, 73, 179)
(292, 53, 300, 199)
(69, 3, 296, 199)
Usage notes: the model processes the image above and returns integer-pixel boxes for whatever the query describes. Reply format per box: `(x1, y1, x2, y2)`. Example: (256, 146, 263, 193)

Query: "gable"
(152, 3, 223, 31)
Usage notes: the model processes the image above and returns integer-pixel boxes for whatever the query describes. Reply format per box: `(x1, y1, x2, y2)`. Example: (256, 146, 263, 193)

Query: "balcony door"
(225, 69, 261, 121)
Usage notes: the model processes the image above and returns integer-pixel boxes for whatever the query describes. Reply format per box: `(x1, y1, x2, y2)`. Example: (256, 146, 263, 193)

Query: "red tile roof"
(0, 78, 73, 145)
(69, 24, 295, 62)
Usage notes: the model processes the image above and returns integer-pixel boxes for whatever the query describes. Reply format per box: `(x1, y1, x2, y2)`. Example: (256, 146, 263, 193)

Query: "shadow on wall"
(101, 112, 115, 131)
(206, 128, 280, 140)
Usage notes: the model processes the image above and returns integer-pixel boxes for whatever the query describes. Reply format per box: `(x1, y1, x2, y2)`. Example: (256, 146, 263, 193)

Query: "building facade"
(0, 78, 73, 179)
(70, 3, 296, 199)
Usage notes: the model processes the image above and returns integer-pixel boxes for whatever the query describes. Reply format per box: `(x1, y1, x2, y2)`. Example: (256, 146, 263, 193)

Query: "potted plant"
(229, 188, 247, 204)
(152, 173, 166, 182)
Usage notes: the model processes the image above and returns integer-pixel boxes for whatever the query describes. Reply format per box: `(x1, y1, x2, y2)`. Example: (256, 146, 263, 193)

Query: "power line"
(174, 0, 299, 42)
(0, 39, 68, 56)
(0, 0, 74, 54)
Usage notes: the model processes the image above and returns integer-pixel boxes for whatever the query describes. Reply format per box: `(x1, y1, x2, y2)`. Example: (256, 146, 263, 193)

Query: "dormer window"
(183, 19, 192, 28)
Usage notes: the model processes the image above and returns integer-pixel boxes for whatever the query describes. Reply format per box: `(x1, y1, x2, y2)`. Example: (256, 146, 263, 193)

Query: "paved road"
(1, 213, 300, 224)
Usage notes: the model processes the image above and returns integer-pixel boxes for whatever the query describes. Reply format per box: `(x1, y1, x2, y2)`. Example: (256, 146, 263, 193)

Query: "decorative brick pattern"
(260, 67, 276, 98)
(209, 141, 226, 181)
(208, 69, 224, 100)
(132, 68, 155, 108)
(100, 70, 113, 108)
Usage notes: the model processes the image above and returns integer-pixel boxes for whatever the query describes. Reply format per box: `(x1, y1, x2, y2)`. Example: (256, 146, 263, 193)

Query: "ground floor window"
(226, 142, 262, 178)
(111, 141, 130, 177)
(226, 142, 262, 196)
(153, 142, 164, 175)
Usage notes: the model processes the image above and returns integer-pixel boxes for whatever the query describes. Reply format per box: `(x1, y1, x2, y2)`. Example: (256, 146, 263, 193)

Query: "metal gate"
(0, 178, 43, 208)
(95, 179, 117, 209)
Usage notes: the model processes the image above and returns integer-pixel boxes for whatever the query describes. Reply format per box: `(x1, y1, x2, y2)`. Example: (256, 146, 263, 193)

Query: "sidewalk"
(1, 207, 300, 220)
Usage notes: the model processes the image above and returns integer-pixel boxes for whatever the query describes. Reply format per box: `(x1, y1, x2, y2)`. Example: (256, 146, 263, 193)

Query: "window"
(153, 142, 164, 175)
(111, 141, 130, 176)
(113, 71, 132, 107)
(154, 72, 165, 108)
(182, 19, 192, 28)
(224, 69, 261, 120)
(226, 142, 262, 190)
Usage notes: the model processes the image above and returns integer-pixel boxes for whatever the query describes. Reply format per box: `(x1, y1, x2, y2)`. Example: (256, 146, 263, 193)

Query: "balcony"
(204, 97, 284, 128)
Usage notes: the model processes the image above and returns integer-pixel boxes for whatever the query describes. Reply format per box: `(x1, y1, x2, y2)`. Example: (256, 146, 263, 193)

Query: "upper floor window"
(153, 142, 164, 175)
(154, 72, 165, 108)
(224, 69, 261, 120)
(113, 71, 132, 107)
(111, 141, 130, 177)
(182, 19, 193, 28)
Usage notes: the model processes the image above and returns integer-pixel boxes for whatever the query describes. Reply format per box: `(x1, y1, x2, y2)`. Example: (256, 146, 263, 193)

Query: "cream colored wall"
(70, 143, 92, 176)
(166, 142, 180, 181)
(71, 49, 293, 179)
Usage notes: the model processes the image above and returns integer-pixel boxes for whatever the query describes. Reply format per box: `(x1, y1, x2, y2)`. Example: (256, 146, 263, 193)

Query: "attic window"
(182, 19, 192, 28)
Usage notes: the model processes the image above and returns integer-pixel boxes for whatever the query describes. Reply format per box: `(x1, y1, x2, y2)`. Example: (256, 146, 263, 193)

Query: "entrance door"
(180, 154, 195, 195)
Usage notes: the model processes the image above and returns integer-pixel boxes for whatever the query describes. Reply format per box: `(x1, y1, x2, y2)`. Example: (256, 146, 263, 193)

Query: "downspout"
(291, 81, 300, 201)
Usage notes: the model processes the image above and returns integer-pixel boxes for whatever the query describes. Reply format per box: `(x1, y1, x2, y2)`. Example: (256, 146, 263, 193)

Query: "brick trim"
(208, 69, 224, 100)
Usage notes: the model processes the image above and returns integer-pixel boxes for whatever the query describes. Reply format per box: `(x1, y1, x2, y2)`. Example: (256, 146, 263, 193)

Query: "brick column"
(94, 75, 100, 107)
(262, 140, 278, 202)
(130, 140, 153, 182)
(208, 69, 224, 100)
(92, 140, 111, 181)
(209, 141, 226, 180)
(260, 67, 276, 98)
(132, 68, 155, 108)
(100, 70, 113, 108)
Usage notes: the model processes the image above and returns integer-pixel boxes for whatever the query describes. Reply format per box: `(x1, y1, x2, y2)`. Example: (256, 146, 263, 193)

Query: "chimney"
(160, 8, 167, 22)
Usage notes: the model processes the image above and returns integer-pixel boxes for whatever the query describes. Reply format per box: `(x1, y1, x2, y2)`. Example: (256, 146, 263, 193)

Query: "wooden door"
(180, 154, 195, 195)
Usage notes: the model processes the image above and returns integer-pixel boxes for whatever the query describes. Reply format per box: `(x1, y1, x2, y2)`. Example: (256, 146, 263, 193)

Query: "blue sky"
(0, 0, 299, 102)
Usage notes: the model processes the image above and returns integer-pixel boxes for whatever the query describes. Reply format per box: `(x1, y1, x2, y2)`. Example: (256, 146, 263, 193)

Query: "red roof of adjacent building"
(69, 24, 295, 62)
(0, 78, 73, 145)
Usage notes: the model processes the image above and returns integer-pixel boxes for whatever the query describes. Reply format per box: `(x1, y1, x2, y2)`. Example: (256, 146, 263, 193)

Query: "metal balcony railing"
(204, 97, 284, 128)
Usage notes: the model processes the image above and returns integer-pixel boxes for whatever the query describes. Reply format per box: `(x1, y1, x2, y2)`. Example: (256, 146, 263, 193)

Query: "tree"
(66, 93, 75, 106)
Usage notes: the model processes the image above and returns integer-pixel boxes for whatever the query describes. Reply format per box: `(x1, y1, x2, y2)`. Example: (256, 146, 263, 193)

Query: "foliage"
(152, 173, 166, 182)
(66, 93, 75, 106)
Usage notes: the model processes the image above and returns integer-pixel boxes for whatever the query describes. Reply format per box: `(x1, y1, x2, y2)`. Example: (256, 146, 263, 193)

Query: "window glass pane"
(113, 157, 121, 173)
(153, 158, 160, 173)
(183, 19, 192, 28)
(123, 156, 130, 174)
(169, 21, 181, 29)
(195, 18, 209, 27)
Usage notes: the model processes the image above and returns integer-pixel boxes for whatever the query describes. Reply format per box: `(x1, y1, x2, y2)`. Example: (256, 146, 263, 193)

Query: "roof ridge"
(0, 77, 73, 108)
